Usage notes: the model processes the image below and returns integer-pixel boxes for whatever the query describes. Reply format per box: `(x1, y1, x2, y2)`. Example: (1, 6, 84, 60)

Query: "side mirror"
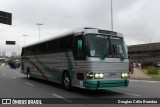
(77, 40, 82, 51)
(76, 39, 85, 58)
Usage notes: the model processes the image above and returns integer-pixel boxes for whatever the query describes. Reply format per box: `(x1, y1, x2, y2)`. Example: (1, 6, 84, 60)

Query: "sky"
(0, 0, 160, 56)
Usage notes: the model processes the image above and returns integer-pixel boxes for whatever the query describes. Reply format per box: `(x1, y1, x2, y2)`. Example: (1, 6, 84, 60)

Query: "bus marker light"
(86, 72, 93, 79)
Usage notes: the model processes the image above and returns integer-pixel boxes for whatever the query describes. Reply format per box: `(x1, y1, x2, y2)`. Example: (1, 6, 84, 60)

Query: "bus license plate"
(109, 73, 117, 78)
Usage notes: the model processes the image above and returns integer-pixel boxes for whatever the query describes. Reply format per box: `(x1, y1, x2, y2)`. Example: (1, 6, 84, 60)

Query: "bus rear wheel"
(62, 71, 72, 90)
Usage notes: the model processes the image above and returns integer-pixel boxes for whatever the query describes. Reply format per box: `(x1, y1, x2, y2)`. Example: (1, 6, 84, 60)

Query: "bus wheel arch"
(62, 70, 72, 90)
(27, 67, 32, 79)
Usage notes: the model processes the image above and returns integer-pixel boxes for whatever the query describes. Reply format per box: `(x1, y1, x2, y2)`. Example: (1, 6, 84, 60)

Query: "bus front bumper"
(83, 79, 129, 90)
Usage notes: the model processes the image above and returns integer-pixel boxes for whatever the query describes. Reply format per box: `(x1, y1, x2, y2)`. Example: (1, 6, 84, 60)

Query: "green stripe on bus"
(34, 56, 62, 82)
(65, 52, 74, 79)
(24, 56, 49, 81)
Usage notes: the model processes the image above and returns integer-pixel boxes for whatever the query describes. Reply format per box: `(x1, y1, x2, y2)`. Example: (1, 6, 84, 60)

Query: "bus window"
(21, 48, 25, 56)
(110, 36, 127, 59)
(48, 39, 58, 53)
(59, 36, 73, 51)
(85, 34, 110, 58)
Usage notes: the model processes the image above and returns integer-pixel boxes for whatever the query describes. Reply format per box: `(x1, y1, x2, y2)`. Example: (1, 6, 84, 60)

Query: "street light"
(22, 35, 28, 46)
(111, 0, 113, 31)
(36, 23, 43, 41)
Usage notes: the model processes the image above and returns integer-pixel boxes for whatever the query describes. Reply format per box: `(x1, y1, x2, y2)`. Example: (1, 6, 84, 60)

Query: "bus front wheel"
(62, 71, 72, 90)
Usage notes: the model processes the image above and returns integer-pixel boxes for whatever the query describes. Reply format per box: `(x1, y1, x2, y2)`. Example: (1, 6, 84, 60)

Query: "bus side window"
(59, 36, 72, 51)
(73, 36, 86, 60)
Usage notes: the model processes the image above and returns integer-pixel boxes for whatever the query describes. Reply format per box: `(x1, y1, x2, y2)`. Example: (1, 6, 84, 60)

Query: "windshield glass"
(85, 34, 111, 57)
(85, 34, 127, 58)
(110, 36, 127, 58)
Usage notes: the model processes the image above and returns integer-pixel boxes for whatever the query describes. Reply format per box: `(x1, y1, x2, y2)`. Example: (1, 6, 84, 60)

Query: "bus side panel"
(21, 56, 44, 79)
(21, 51, 75, 84)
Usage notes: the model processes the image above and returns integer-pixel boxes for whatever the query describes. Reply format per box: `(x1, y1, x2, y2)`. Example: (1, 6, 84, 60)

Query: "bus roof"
(23, 27, 123, 48)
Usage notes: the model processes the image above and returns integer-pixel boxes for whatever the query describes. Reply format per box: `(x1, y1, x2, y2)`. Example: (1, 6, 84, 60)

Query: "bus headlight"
(121, 72, 129, 78)
(94, 73, 104, 79)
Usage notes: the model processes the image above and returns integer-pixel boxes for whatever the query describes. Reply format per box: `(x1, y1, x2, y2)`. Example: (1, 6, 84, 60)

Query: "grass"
(142, 67, 160, 80)
(148, 74, 160, 80)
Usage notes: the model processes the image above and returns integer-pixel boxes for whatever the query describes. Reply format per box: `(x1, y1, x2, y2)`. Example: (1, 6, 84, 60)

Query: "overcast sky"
(0, 0, 160, 56)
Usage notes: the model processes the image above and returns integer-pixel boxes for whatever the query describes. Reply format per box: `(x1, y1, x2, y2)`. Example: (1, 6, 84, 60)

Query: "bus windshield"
(85, 34, 127, 58)
(110, 36, 127, 59)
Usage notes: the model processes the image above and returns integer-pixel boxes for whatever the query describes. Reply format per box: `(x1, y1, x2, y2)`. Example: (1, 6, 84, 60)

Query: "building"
(2, 51, 6, 57)
(12, 52, 17, 57)
(128, 42, 160, 63)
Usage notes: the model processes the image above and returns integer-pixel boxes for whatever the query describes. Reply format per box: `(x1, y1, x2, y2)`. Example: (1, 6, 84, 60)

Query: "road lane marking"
(145, 81, 159, 83)
(114, 91, 141, 97)
(11, 77, 17, 79)
(25, 82, 34, 86)
(2, 74, 6, 76)
(52, 94, 73, 103)
(122, 92, 141, 97)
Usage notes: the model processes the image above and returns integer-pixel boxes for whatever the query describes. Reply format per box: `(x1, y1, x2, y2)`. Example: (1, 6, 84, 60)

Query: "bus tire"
(27, 68, 32, 79)
(62, 71, 72, 90)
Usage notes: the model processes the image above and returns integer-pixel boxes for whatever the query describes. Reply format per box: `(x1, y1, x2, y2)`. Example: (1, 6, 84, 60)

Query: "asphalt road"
(0, 65, 160, 107)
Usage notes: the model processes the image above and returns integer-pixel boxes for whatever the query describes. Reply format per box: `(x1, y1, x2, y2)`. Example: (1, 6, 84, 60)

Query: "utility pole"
(111, 0, 113, 31)
(22, 35, 28, 46)
(36, 23, 43, 41)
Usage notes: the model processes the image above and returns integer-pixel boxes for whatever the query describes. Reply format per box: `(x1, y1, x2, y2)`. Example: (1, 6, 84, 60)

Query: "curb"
(129, 78, 160, 81)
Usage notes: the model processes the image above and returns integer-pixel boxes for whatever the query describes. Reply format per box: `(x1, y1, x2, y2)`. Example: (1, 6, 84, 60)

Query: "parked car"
(137, 63, 141, 67)
(8, 59, 20, 69)
(132, 62, 137, 67)
(154, 61, 160, 68)
(15, 60, 20, 68)
(0, 58, 6, 66)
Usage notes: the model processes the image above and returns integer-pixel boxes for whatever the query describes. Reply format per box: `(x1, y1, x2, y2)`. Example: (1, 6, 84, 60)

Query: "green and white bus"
(21, 27, 129, 90)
